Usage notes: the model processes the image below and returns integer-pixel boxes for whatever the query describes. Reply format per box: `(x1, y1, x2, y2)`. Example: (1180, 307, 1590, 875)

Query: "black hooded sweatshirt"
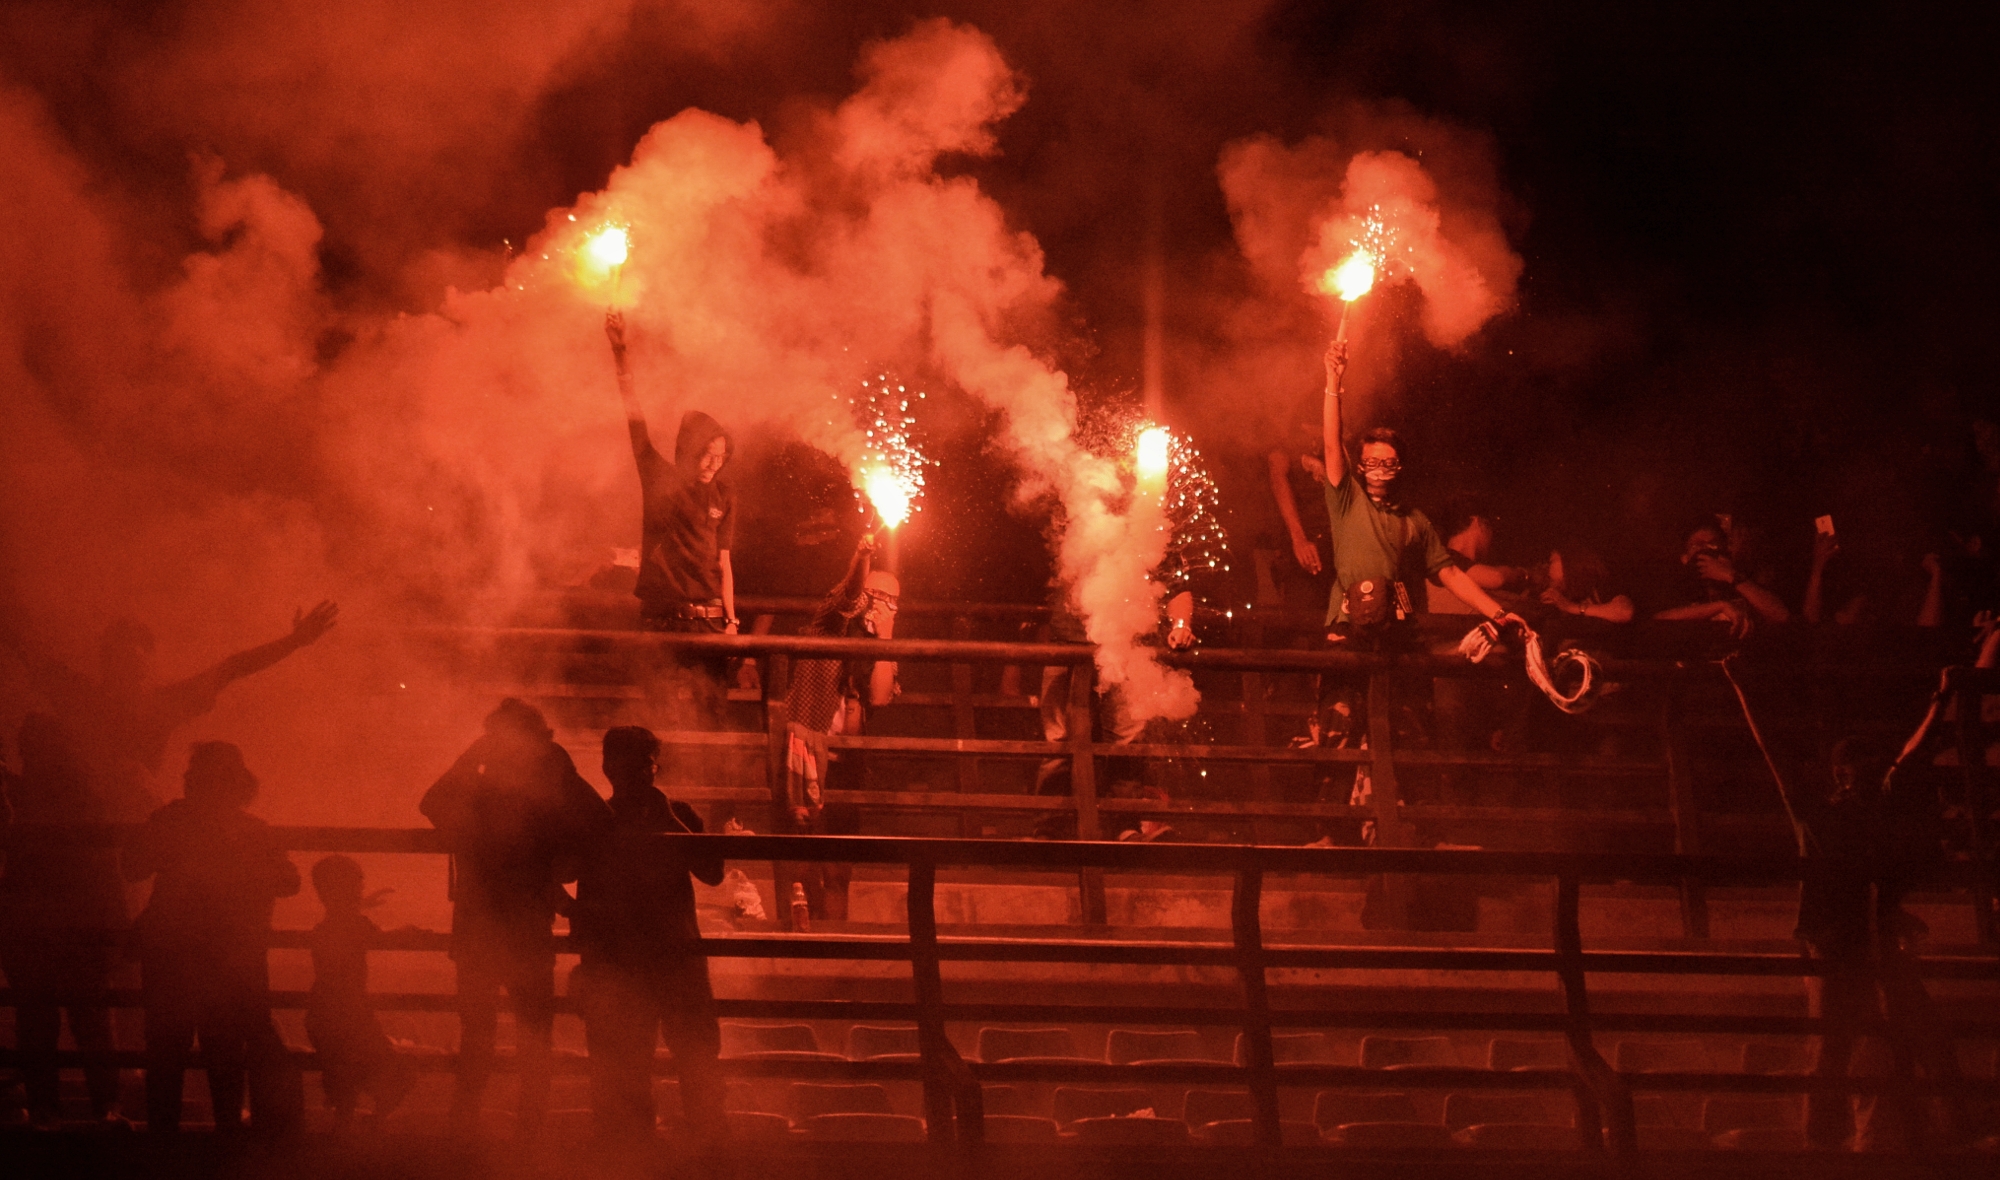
(633, 410, 735, 608)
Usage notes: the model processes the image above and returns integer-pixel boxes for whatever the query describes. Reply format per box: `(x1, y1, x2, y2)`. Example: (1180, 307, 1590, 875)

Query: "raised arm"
(606, 311, 651, 464)
(1321, 342, 1349, 488)
(201, 601, 338, 690)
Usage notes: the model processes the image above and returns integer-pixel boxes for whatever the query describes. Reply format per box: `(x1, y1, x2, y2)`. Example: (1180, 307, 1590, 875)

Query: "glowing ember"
(1135, 426, 1171, 488)
(863, 467, 912, 527)
(850, 371, 930, 529)
(1323, 250, 1377, 302)
(584, 225, 629, 269)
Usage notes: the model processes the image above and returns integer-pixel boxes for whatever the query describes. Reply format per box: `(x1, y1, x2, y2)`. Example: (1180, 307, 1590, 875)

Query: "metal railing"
(1, 832, 1996, 1154)
(436, 624, 1995, 939)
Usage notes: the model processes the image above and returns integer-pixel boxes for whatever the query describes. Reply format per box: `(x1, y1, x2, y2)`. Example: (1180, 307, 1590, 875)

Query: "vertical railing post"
(1659, 688, 1710, 939)
(1069, 659, 1108, 924)
(908, 859, 982, 1148)
(1231, 868, 1282, 1148)
(950, 617, 981, 834)
(764, 653, 792, 829)
(1242, 618, 1273, 827)
(1365, 670, 1410, 928)
(1555, 872, 1630, 1156)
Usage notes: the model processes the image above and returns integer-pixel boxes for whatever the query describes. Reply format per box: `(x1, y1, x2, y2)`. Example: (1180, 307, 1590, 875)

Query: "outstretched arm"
(1321, 342, 1349, 488)
(606, 312, 651, 464)
(201, 601, 338, 690)
(1437, 566, 1516, 625)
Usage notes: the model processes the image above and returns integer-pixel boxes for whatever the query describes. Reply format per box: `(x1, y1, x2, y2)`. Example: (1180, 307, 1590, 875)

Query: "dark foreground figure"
(125, 742, 303, 1134)
(573, 725, 728, 1145)
(305, 855, 417, 1127)
(421, 699, 609, 1138)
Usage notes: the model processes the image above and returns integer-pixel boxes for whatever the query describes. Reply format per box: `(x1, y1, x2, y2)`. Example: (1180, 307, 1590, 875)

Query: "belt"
(671, 602, 727, 620)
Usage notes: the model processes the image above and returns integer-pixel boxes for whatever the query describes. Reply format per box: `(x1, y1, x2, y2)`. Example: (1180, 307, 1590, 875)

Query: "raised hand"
(291, 600, 339, 646)
(1811, 531, 1840, 568)
(604, 310, 627, 356)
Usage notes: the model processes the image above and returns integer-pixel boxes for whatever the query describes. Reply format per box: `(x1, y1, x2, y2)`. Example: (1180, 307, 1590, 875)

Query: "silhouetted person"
(0, 715, 127, 1126)
(572, 726, 726, 1145)
(304, 855, 416, 1130)
(778, 533, 898, 926)
(605, 314, 739, 716)
(0, 603, 338, 818)
(421, 698, 609, 1139)
(125, 742, 302, 1135)
(1797, 736, 1967, 1151)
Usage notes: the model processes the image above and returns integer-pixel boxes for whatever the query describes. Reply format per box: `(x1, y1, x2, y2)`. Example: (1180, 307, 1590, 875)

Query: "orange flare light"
(1322, 250, 1377, 303)
(584, 225, 629, 269)
(864, 468, 912, 528)
(1136, 426, 1171, 492)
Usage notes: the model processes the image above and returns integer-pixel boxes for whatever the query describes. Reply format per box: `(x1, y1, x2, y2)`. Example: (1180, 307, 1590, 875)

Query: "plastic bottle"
(790, 882, 811, 932)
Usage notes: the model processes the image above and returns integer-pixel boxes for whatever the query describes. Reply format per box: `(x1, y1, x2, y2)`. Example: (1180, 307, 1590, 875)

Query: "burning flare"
(1135, 426, 1171, 492)
(863, 467, 913, 528)
(1322, 250, 1377, 303)
(583, 225, 629, 269)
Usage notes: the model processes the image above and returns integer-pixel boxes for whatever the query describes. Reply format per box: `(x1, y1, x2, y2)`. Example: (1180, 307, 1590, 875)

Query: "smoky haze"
(2, 1, 1995, 823)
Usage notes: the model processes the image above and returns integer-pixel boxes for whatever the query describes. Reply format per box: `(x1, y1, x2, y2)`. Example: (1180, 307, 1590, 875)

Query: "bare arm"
(606, 312, 649, 464)
(1803, 533, 1837, 624)
(1464, 562, 1524, 592)
(204, 601, 338, 689)
(1734, 579, 1791, 625)
(1267, 449, 1322, 575)
(1436, 566, 1512, 623)
(1916, 553, 1943, 627)
(1321, 343, 1348, 488)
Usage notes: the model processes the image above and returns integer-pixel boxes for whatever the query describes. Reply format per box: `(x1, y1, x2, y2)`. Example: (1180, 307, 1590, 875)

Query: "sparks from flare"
(850, 372, 930, 529)
(1315, 206, 1408, 341)
(576, 222, 630, 300)
(1080, 409, 1231, 583)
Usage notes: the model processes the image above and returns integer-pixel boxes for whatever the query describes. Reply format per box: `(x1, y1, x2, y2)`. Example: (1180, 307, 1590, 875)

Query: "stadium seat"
(1067, 1115, 1191, 1145)
(979, 1027, 1090, 1063)
(1444, 1089, 1577, 1149)
(1443, 1090, 1571, 1131)
(981, 1114, 1062, 1142)
(1314, 1090, 1425, 1139)
(1458, 1121, 1583, 1149)
(1486, 1038, 1569, 1071)
(1107, 1029, 1213, 1065)
(1703, 1095, 1804, 1150)
(1054, 1087, 1154, 1126)
(1613, 1040, 1708, 1073)
(721, 1023, 842, 1060)
(1739, 1041, 1811, 1075)
(980, 1085, 1033, 1116)
(1237, 1031, 1338, 1064)
(1191, 1118, 1323, 1146)
(1631, 1094, 1711, 1151)
(725, 1110, 796, 1139)
(1360, 1035, 1457, 1070)
(791, 1083, 894, 1118)
(1328, 1121, 1456, 1147)
(847, 1025, 921, 1061)
(798, 1112, 927, 1141)
(1182, 1089, 1255, 1128)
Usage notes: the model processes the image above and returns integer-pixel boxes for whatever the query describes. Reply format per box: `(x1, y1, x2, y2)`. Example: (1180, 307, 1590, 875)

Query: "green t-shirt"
(1322, 471, 1453, 625)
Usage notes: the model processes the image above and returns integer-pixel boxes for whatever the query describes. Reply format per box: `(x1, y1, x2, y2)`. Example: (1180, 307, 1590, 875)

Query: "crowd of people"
(0, 321, 1989, 1146)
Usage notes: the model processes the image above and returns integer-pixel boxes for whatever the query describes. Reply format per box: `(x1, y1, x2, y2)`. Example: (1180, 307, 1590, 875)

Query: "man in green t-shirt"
(1311, 342, 1519, 772)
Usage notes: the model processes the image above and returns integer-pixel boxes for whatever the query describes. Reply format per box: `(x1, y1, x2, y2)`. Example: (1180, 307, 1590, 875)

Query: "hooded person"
(605, 315, 741, 720)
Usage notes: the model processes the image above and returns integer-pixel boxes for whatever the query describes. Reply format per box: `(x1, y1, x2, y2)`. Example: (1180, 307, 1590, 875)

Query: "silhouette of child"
(305, 855, 415, 1128)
